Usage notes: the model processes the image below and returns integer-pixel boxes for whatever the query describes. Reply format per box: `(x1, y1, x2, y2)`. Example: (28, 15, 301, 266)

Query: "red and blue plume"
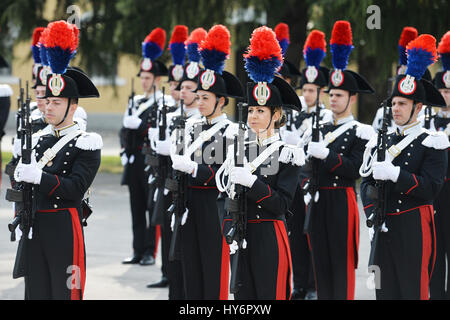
(274, 23, 290, 57)
(303, 30, 327, 69)
(438, 31, 450, 71)
(186, 28, 207, 63)
(142, 28, 166, 60)
(38, 28, 50, 66)
(169, 25, 188, 66)
(199, 25, 230, 74)
(330, 20, 353, 70)
(243, 26, 283, 83)
(406, 34, 437, 79)
(31, 27, 45, 64)
(398, 27, 418, 66)
(45, 21, 79, 74)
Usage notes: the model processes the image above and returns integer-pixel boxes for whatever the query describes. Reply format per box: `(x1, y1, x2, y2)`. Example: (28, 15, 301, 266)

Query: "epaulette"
(75, 132, 103, 151)
(422, 130, 450, 150)
(279, 143, 305, 166)
(355, 122, 376, 141)
(0, 84, 13, 97)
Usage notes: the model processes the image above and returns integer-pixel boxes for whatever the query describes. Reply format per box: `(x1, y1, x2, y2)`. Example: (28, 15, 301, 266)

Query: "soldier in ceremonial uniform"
(168, 25, 243, 299)
(12, 21, 102, 300)
(216, 26, 304, 300)
(281, 29, 332, 300)
(304, 21, 376, 300)
(120, 27, 175, 266)
(360, 34, 449, 300)
(429, 31, 450, 299)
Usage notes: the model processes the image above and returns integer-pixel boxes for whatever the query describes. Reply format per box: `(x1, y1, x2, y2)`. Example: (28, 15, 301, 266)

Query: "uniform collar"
(396, 121, 421, 136)
(437, 109, 450, 118)
(257, 132, 281, 147)
(185, 107, 200, 118)
(205, 113, 227, 125)
(333, 115, 354, 126)
(52, 122, 80, 138)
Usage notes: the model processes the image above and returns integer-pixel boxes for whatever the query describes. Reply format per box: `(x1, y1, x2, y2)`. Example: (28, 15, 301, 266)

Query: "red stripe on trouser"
(345, 187, 359, 300)
(419, 205, 435, 300)
(219, 237, 230, 300)
(154, 225, 161, 259)
(273, 220, 292, 300)
(68, 208, 85, 300)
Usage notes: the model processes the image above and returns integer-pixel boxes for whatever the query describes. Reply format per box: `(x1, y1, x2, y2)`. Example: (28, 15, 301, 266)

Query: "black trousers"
(180, 187, 229, 299)
(287, 185, 315, 292)
(25, 208, 85, 300)
(308, 187, 359, 300)
(232, 220, 291, 300)
(126, 154, 157, 257)
(430, 182, 450, 300)
(374, 205, 435, 300)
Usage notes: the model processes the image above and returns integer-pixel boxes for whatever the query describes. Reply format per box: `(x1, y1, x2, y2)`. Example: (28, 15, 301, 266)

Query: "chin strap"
(55, 99, 71, 127)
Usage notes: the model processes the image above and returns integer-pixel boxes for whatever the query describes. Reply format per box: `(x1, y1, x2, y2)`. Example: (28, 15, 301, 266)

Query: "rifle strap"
(323, 120, 357, 146)
(37, 129, 83, 169)
(185, 118, 231, 158)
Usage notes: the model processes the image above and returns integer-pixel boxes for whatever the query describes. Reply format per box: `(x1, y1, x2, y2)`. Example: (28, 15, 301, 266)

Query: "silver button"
(407, 153, 411, 156)
(257, 205, 262, 209)
(69, 144, 73, 147)
(398, 200, 402, 204)
(405, 162, 408, 165)
(396, 209, 400, 212)
(256, 214, 260, 218)
(341, 146, 346, 150)
(56, 196, 60, 200)
(335, 176, 339, 180)
(54, 204, 58, 208)
(63, 170, 66, 173)
(64, 162, 67, 165)
(344, 138, 348, 142)
(66, 152, 70, 155)
(333, 183, 337, 187)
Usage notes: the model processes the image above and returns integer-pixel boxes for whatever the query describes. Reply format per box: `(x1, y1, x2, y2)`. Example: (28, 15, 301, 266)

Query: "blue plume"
(279, 39, 289, 57)
(244, 56, 282, 83)
(330, 43, 353, 70)
(441, 53, 450, 71)
(32, 46, 41, 64)
(304, 47, 326, 69)
(47, 47, 77, 75)
(142, 42, 163, 60)
(170, 42, 186, 66)
(406, 47, 435, 80)
(200, 49, 227, 74)
(187, 43, 201, 63)
(398, 45, 408, 65)
(40, 46, 49, 66)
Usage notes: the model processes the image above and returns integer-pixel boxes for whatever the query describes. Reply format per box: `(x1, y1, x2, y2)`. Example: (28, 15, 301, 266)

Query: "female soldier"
(216, 26, 304, 300)
(170, 25, 244, 299)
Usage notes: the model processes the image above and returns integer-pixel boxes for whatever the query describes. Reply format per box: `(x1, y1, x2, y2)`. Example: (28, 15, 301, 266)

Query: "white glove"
(171, 154, 198, 175)
(120, 152, 128, 166)
(368, 223, 389, 241)
(123, 115, 142, 129)
(307, 141, 330, 160)
(148, 127, 159, 141)
(282, 130, 302, 146)
(13, 138, 21, 158)
(14, 152, 42, 185)
(372, 161, 400, 182)
(230, 167, 257, 188)
(155, 139, 171, 156)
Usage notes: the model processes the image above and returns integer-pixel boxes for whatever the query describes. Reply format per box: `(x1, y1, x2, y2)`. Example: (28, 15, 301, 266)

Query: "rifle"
(424, 105, 432, 130)
(366, 99, 389, 267)
(5, 81, 34, 279)
(303, 86, 321, 234)
(151, 87, 169, 226)
(225, 102, 248, 294)
(285, 108, 294, 131)
(167, 99, 187, 261)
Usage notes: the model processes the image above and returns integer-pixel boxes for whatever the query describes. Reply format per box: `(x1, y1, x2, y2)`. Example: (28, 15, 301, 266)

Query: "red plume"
(330, 20, 352, 46)
(32, 27, 45, 45)
(200, 25, 230, 55)
(304, 30, 327, 52)
(186, 27, 207, 45)
(144, 27, 166, 50)
(438, 31, 450, 54)
(244, 26, 282, 61)
(407, 34, 437, 62)
(399, 27, 418, 47)
(169, 25, 188, 44)
(45, 21, 78, 52)
(274, 23, 289, 42)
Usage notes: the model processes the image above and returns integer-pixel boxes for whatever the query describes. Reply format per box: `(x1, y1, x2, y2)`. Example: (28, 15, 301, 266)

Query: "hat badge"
(141, 58, 153, 71)
(306, 66, 319, 83)
(331, 69, 344, 87)
(39, 66, 50, 86)
(200, 69, 216, 90)
(172, 64, 184, 81)
(186, 62, 200, 79)
(253, 82, 271, 106)
(48, 74, 65, 96)
(443, 71, 450, 89)
(398, 75, 416, 95)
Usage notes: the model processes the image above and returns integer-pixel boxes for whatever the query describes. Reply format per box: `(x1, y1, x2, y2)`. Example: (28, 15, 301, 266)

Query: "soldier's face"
(439, 88, 450, 109)
(140, 72, 156, 92)
(391, 96, 422, 126)
(247, 106, 279, 135)
(196, 90, 224, 118)
(302, 84, 321, 107)
(169, 81, 180, 101)
(35, 85, 46, 112)
(45, 97, 76, 127)
(328, 89, 355, 116)
(180, 80, 197, 106)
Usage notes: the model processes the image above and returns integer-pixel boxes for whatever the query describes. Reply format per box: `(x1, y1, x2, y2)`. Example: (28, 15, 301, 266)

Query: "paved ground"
(0, 172, 376, 300)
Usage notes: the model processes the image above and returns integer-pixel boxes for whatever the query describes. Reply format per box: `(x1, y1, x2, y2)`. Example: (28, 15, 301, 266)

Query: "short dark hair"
(70, 98, 79, 105)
